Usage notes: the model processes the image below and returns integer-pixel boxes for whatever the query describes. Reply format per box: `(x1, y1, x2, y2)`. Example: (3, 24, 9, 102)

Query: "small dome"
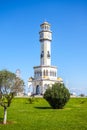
(57, 77, 63, 82)
(28, 77, 34, 81)
(43, 21, 49, 24)
(40, 21, 50, 26)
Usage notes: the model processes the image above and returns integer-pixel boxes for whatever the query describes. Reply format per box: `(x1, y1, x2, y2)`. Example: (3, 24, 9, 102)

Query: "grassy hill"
(0, 97, 87, 130)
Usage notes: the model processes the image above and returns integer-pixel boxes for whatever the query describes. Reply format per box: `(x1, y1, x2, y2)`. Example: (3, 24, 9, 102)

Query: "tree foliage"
(0, 69, 24, 124)
(79, 93, 85, 97)
(44, 83, 70, 109)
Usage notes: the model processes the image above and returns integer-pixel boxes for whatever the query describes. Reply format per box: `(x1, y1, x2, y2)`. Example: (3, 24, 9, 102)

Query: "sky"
(0, 0, 87, 95)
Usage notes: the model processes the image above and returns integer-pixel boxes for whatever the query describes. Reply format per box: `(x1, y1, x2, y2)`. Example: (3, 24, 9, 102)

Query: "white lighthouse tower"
(28, 22, 63, 95)
(40, 22, 52, 66)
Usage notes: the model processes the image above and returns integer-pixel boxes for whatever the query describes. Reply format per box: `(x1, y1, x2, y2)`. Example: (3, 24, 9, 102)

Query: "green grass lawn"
(0, 97, 87, 130)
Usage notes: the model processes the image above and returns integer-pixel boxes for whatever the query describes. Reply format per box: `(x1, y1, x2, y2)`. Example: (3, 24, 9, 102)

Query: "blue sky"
(0, 0, 87, 95)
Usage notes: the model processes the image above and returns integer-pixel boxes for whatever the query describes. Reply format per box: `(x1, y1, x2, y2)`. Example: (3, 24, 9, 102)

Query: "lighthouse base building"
(28, 22, 63, 96)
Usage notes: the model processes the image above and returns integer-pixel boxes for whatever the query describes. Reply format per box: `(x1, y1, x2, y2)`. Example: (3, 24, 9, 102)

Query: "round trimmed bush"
(44, 83, 70, 109)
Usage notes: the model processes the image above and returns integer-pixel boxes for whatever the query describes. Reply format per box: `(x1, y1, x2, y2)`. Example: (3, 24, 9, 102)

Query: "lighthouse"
(28, 22, 63, 95)
(40, 22, 52, 66)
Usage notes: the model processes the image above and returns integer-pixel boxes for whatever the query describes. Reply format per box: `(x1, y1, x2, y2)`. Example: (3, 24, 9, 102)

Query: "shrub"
(44, 83, 70, 109)
(28, 97, 35, 104)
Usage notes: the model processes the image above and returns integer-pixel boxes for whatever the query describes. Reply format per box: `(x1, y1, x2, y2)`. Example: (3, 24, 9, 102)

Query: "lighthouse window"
(47, 51, 50, 58)
(46, 26, 48, 30)
(41, 51, 44, 58)
(45, 26, 46, 30)
(40, 33, 43, 38)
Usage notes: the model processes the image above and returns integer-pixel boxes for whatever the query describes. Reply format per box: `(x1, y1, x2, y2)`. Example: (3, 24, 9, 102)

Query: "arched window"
(45, 26, 46, 30)
(55, 72, 56, 77)
(40, 71, 42, 76)
(43, 70, 45, 76)
(52, 71, 53, 76)
(53, 71, 55, 76)
(47, 51, 50, 58)
(46, 70, 48, 76)
(41, 51, 44, 58)
(50, 71, 52, 76)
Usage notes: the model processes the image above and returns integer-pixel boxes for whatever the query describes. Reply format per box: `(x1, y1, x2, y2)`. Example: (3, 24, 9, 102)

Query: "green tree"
(44, 83, 70, 109)
(0, 70, 24, 124)
(79, 93, 85, 97)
